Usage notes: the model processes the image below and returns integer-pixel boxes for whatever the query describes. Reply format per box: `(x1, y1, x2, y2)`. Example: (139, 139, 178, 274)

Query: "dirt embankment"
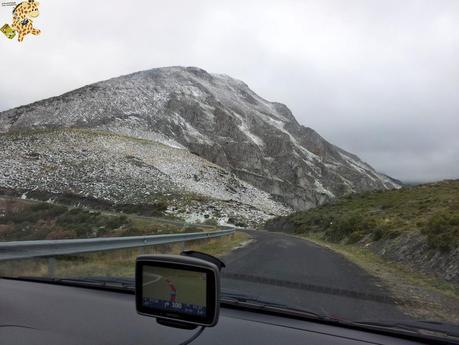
(366, 231, 458, 283)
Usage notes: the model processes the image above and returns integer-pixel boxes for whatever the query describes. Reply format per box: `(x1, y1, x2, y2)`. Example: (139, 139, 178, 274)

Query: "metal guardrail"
(0, 228, 235, 262)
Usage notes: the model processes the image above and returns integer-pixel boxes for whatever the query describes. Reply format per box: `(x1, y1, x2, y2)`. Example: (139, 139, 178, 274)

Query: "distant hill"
(265, 180, 459, 283)
(0, 66, 399, 225)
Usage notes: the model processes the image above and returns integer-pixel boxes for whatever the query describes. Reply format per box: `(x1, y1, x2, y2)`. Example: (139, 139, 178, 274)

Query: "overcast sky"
(1, 0, 458, 182)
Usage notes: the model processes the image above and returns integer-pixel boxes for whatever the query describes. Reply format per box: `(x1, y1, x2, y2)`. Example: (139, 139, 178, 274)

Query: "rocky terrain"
(0, 129, 288, 226)
(0, 66, 400, 225)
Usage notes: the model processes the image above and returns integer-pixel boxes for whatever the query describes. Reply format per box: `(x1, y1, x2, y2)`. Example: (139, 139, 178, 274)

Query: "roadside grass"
(301, 233, 459, 323)
(0, 232, 249, 279)
(184, 231, 250, 258)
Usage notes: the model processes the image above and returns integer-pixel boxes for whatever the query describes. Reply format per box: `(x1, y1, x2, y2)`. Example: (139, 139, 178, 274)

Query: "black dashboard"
(0, 278, 439, 345)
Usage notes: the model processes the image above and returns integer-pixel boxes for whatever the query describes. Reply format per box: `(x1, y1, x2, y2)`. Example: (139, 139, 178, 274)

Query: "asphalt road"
(221, 230, 409, 323)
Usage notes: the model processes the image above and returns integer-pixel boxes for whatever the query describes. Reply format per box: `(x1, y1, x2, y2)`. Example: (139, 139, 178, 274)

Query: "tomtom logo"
(1, 0, 41, 42)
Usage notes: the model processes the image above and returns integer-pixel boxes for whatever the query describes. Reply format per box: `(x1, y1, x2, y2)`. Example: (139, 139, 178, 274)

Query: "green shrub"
(105, 215, 129, 229)
(423, 212, 459, 251)
(372, 228, 384, 241)
(347, 231, 366, 244)
(57, 209, 130, 236)
(2, 203, 66, 224)
(115, 201, 168, 216)
(204, 218, 219, 226)
(323, 214, 375, 243)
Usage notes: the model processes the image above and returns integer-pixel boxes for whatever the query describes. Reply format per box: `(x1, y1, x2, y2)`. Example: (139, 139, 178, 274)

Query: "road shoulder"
(298, 233, 459, 324)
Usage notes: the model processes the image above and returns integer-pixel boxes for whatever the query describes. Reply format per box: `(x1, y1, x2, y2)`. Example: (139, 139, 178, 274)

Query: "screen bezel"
(136, 257, 219, 327)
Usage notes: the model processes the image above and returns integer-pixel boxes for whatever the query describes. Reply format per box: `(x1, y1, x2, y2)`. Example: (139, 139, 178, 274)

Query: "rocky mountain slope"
(0, 66, 399, 223)
(0, 129, 289, 225)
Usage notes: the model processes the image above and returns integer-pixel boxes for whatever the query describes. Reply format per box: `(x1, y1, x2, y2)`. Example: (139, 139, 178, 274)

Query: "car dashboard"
(0, 278, 443, 345)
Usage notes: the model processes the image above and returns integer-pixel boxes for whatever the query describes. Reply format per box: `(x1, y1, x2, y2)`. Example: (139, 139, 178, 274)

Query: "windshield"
(1, 0, 458, 342)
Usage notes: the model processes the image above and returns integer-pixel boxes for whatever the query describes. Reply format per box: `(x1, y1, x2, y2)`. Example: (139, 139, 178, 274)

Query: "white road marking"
(143, 273, 162, 287)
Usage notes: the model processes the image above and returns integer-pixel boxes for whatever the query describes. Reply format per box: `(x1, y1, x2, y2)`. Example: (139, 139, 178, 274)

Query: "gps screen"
(142, 266, 207, 317)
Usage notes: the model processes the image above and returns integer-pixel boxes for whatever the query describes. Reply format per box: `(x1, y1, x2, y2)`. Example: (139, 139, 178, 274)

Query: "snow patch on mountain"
(0, 129, 290, 226)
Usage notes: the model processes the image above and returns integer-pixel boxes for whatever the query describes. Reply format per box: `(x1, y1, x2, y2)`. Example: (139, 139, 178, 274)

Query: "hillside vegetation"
(265, 180, 459, 283)
(267, 180, 459, 250)
(0, 198, 213, 241)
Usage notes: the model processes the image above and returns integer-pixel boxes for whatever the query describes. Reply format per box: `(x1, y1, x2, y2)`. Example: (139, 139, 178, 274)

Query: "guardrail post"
(47, 257, 56, 277)
(139, 246, 145, 255)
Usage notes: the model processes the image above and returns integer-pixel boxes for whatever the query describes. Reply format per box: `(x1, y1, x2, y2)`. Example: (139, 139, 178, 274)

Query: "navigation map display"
(142, 266, 207, 317)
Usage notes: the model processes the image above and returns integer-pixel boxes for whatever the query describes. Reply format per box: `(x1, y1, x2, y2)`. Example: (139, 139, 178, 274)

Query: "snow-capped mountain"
(0, 66, 399, 220)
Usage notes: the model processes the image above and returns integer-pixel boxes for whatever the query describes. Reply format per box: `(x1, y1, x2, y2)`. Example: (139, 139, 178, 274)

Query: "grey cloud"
(0, 0, 458, 182)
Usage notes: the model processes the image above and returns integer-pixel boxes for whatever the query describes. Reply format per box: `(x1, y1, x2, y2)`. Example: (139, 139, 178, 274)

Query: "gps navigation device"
(136, 255, 221, 328)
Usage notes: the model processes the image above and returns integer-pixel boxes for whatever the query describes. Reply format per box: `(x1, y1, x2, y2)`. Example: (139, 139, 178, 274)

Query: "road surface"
(222, 230, 409, 322)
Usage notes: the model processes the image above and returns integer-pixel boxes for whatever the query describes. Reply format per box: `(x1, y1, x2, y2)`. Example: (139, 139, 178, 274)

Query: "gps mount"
(180, 250, 226, 271)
